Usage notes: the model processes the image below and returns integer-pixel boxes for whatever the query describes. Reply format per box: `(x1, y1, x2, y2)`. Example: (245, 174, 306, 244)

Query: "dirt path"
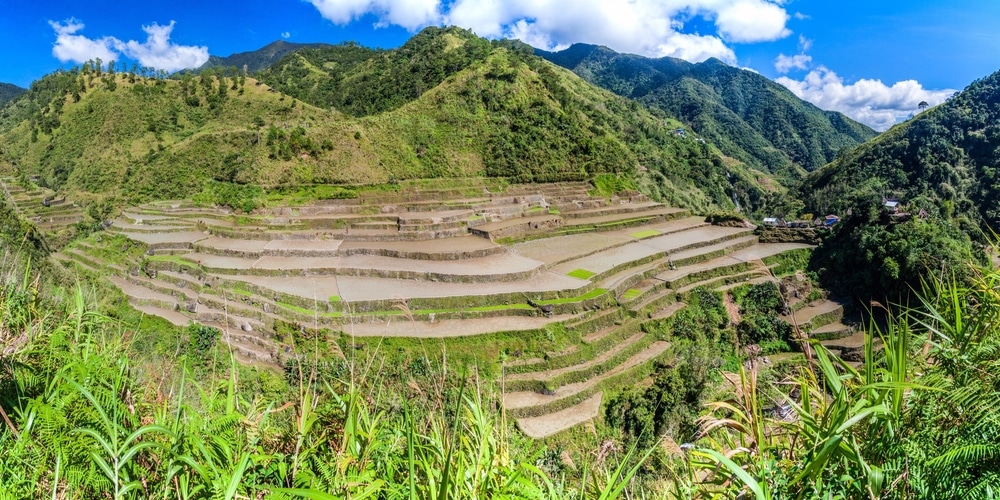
(108, 276, 177, 303)
(337, 271, 583, 302)
(343, 314, 575, 338)
(133, 304, 191, 326)
(785, 300, 844, 325)
(504, 340, 670, 410)
(508, 332, 646, 381)
(517, 393, 603, 439)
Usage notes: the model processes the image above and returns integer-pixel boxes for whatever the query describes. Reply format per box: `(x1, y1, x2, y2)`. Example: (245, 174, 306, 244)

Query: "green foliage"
(811, 211, 982, 301)
(705, 211, 748, 226)
(0, 28, 769, 214)
(605, 359, 708, 448)
(259, 27, 491, 118)
(198, 40, 332, 75)
(566, 269, 596, 280)
(689, 253, 1000, 499)
(192, 180, 263, 213)
(590, 173, 638, 197)
(186, 323, 220, 358)
(0, 280, 583, 498)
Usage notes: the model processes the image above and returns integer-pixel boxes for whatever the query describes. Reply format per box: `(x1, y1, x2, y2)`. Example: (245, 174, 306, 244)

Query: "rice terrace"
(4, 176, 856, 439)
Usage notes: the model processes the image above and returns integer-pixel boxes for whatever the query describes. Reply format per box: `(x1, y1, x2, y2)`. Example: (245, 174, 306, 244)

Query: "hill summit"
(197, 40, 334, 74)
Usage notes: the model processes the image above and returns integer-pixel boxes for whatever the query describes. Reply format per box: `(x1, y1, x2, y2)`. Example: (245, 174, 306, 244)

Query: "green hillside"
(197, 39, 333, 74)
(538, 44, 877, 180)
(0, 82, 25, 106)
(802, 68, 1000, 227)
(798, 69, 1000, 301)
(0, 27, 774, 215)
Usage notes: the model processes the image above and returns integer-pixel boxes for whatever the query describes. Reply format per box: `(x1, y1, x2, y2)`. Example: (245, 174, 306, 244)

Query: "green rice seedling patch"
(630, 229, 661, 239)
(567, 269, 596, 280)
(537, 288, 607, 305)
(622, 288, 642, 300)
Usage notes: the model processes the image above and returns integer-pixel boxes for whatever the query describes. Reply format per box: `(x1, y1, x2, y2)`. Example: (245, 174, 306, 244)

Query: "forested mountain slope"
(0, 82, 26, 106)
(197, 40, 333, 74)
(802, 68, 1000, 228)
(538, 44, 876, 180)
(801, 70, 1000, 302)
(0, 27, 772, 213)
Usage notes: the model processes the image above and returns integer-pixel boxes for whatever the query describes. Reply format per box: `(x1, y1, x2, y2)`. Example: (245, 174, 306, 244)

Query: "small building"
(884, 198, 901, 213)
(788, 220, 811, 228)
(762, 217, 779, 227)
(824, 215, 840, 226)
(674, 128, 686, 137)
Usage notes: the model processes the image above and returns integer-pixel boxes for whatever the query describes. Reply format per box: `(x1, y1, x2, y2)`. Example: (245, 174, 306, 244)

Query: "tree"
(918, 100, 929, 110)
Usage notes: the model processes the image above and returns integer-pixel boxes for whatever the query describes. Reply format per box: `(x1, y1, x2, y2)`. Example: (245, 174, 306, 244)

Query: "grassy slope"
(1, 29, 774, 215)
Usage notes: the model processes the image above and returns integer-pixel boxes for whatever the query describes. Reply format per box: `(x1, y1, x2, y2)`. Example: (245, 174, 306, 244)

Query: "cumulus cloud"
(307, 0, 793, 63)
(308, 0, 442, 31)
(774, 34, 813, 73)
(282, 31, 291, 39)
(50, 19, 119, 64)
(776, 66, 956, 131)
(119, 22, 209, 72)
(713, 0, 790, 43)
(48, 19, 208, 72)
(774, 53, 811, 73)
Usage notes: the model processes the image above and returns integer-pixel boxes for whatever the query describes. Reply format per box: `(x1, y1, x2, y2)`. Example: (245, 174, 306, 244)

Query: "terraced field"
(1, 177, 86, 240)
(27, 179, 852, 438)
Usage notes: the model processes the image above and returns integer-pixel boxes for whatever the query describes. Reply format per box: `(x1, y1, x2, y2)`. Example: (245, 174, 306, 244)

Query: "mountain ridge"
(197, 40, 335, 74)
(537, 43, 877, 180)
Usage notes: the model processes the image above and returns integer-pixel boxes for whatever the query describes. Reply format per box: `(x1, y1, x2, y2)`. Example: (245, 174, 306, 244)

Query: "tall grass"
(0, 269, 655, 499)
(687, 257, 1000, 499)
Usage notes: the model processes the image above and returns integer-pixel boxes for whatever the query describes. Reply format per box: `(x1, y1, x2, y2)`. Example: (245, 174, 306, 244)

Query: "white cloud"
(282, 31, 291, 39)
(306, 0, 794, 63)
(119, 22, 209, 72)
(49, 19, 118, 64)
(48, 19, 208, 72)
(798, 34, 812, 52)
(308, 0, 442, 31)
(713, 0, 790, 43)
(774, 53, 811, 73)
(776, 66, 956, 131)
(774, 34, 812, 73)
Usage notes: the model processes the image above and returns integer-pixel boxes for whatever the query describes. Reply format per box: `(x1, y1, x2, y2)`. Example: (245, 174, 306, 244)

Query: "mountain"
(256, 28, 482, 117)
(537, 44, 877, 180)
(798, 70, 1000, 302)
(801, 68, 1000, 228)
(197, 40, 333, 74)
(0, 27, 772, 215)
(0, 82, 26, 106)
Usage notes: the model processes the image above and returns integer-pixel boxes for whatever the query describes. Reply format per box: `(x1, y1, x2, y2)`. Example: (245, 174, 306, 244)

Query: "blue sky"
(2, 0, 998, 130)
